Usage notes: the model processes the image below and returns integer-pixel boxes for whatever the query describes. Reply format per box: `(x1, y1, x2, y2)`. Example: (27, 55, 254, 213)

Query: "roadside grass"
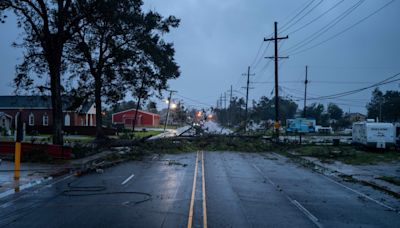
(0, 136, 14, 142)
(64, 136, 95, 143)
(117, 130, 162, 140)
(0, 135, 95, 143)
(289, 144, 400, 165)
(132, 130, 162, 138)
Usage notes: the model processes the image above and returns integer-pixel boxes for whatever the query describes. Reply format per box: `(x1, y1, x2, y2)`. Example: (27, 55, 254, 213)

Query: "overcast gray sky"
(1, 0, 400, 113)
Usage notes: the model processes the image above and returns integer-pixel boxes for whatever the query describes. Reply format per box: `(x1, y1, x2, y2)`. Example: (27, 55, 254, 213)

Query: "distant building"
(346, 112, 366, 123)
(112, 109, 160, 129)
(0, 96, 96, 129)
(0, 112, 12, 135)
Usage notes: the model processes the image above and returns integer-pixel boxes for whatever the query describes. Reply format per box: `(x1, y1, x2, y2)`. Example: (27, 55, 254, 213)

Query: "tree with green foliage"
(146, 101, 158, 114)
(173, 101, 188, 126)
(366, 88, 384, 121)
(251, 96, 298, 125)
(367, 88, 400, 122)
(305, 103, 325, 124)
(0, 0, 83, 145)
(68, 0, 180, 139)
(214, 97, 245, 128)
(382, 90, 400, 122)
(327, 103, 343, 120)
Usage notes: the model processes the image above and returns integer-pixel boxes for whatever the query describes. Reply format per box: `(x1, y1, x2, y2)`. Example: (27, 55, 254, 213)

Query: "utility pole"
(224, 92, 227, 109)
(133, 78, 145, 132)
(264, 22, 288, 141)
(230, 85, 233, 106)
(229, 85, 233, 127)
(303, 65, 308, 118)
(242, 66, 255, 133)
(164, 90, 177, 133)
(379, 97, 384, 122)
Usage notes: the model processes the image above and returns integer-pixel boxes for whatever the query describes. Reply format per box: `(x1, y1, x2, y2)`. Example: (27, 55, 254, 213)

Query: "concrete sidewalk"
(301, 156, 400, 197)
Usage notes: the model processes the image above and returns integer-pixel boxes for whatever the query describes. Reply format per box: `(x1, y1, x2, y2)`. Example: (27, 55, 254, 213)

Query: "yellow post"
(14, 142, 21, 180)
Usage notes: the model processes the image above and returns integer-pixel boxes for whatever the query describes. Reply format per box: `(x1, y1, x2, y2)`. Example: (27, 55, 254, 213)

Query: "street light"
(170, 103, 177, 109)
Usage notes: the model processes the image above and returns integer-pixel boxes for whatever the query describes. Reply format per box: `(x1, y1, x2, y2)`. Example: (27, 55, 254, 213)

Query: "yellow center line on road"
(201, 151, 208, 228)
(187, 151, 208, 228)
(187, 151, 199, 228)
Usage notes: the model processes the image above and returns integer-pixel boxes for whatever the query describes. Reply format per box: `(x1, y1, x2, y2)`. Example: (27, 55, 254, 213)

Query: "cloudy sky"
(1, 0, 400, 113)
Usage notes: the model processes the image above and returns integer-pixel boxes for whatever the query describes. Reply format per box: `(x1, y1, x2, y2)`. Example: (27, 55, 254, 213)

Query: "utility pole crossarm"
(264, 35, 288, 42)
(265, 56, 289, 59)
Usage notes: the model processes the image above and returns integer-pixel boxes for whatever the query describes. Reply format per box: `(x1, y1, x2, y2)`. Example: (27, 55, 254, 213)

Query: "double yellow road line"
(187, 151, 207, 228)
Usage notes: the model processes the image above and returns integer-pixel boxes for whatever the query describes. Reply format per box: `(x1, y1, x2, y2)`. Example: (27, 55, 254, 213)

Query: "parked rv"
(352, 121, 395, 149)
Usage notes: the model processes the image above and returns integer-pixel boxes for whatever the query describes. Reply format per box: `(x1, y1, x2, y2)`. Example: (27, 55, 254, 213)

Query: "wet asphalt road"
(0, 151, 399, 228)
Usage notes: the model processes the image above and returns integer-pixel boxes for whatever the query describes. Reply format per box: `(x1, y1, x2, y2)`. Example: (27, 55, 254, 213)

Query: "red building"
(112, 109, 160, 129)
(0, 96, 97, 130)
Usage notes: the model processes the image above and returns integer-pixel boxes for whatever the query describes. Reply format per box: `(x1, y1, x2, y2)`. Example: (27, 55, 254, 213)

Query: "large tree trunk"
(132, 96, 141, 132)
(95, 74, 106, 139)
(49, 56, 64, 145)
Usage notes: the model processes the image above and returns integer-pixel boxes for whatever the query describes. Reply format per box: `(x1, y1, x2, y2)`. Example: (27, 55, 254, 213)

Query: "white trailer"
(352, 122, 395, 149)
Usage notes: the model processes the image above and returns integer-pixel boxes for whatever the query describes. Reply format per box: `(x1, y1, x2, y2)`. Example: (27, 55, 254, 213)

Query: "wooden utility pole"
(264, 22, 288, 140)
(164, 90, 177, 132)
(132, 79, 145, 132)
(229, 85, 233, 127)
(230, 85, 233, 106)
(224, 92, 227, 109)
(242, 66, 254, 133)
(303, 65, 308, 118)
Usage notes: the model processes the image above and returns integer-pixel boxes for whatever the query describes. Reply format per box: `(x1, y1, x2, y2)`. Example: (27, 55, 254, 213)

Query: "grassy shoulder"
(287, 144, 400, 165)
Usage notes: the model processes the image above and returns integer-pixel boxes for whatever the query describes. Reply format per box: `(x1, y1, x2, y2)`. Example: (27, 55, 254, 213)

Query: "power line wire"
(280, 0, 325, 34)
(252, 42, 271, 70)
(283, 0, 365, 54)
(290, 0, 395, 56)
(307, 72, 400, 100)
(249, 41, 265, 68)
(175, 94, 213, 107)
(280, 0, 317, 31)
(287, 0, 345, 35)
